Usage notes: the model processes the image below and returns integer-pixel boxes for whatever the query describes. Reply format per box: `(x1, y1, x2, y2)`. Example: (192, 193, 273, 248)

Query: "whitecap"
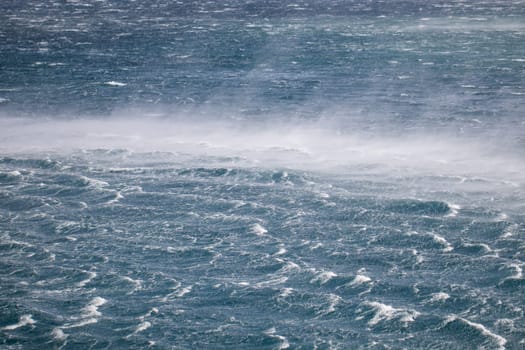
(160, 283, 192, 302)
(406, 231, 453, 252)
(255, 276, 288, 288)
(310, 242, 323, 250)
(175, 285, 192, 297)
(122, 276, 143, 293)
(55, 221, 81, 234)
(429, 292, 450, 302)
(77, 271, 97, 288)
(501, 223, 518, 238)
(495, 318, 516, 332)
(497, 212, 509, 221)
(104, 81, 127, 87)
(365, 301, 420, 326)
(81, 297, 107, 318)
(251, 223, 267, 236)
(64, 318, 98, 329)
(135, 321, 151, 333)
(1, 236, 35, 248)
(445, 203, 461, 217)
(274, 246, 287, 256)
(431, 233, 454, 252)
(106, 191, 124, 205)
(279, 261, 301, 274)
(350, 274, 372, 286)
(62, 297, 107, 329)
(506, 262, 523, 279)
(279, 287, 294, 298)
(264, 327, 290, 349)
(51, 327, 67, 340)
(325, 294, 342, 314)
(310, 270, 337, 284)
(443, 316, 507, 350)
(2, 314, 36, 331)
(411, 249, 425, 264)
(80, 175, 109, 188)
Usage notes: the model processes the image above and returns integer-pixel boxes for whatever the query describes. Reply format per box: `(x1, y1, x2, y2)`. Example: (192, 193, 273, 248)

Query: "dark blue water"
(1, 1, 525, 349)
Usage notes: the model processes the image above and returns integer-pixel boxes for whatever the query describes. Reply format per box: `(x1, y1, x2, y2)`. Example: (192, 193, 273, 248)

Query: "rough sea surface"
(1, 1, 524, 349)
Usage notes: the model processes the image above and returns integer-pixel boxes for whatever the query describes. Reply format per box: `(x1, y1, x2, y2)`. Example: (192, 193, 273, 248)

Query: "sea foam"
(1, 314, 36, 331)
(365, 301, 420, 326)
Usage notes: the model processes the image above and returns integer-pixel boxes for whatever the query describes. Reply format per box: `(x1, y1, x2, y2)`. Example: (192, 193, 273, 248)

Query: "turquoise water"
(1, 1, 525, 349)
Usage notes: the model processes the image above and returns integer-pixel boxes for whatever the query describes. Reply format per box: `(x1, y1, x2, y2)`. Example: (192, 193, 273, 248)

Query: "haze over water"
(1, 1, 524, 349)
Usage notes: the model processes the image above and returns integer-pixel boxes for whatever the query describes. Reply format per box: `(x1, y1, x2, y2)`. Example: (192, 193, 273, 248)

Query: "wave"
(1, 314, 36, 331)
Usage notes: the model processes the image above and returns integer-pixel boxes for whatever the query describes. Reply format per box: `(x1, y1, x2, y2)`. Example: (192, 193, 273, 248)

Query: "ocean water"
(1, 0, 525, 349)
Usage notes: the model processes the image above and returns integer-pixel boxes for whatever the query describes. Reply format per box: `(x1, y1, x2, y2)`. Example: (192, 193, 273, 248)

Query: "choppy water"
(1, 1, 525, 349)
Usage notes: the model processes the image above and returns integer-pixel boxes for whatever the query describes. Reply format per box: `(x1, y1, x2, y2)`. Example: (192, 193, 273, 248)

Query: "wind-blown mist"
(1, 115, 524, 183)
(1, 1, 524, 349)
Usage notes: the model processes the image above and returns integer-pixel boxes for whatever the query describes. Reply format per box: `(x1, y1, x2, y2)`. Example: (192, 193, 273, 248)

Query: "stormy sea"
(1, 0, 524, 348)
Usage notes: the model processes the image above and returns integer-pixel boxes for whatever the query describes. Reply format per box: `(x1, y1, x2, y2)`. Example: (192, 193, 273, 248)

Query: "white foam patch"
(325, 294, 342, 314)
(507, 262, 523, 279)
(431, 233, 454, 252)
(2, 314, 36, 330)
(63, 318, 98, 329)
(310, 242, 323, 250)
(251, 223, 268, 236)
(81, 297, 107, 318)
(365, 301, 420, 326)
(429, 292, 450, 302)
(1, 235, 34, 248)
(106, 191, 124, 205)
(501, 224, 519, 238)
(279, 287, 294, 298)
(135, 321, 151, 333)
(279, 261, 301, 274)
(474, 243, 492, 253)
(176, 285, 192, 297)
(350, 274, 372, 286)
(160, 283, 192, 302)
(77, 271, 97, 288)
(264, 327, 290, 349)
(444, 316, 507, 350)
(51, 327, 67, 340)
(56, 221, 82, 234)
(7, 170, 21, 177)
(104, 81, 127, 87)
(310, 270, 337, 284)
(405, 231, 454, 252)
(255, 276, 288, 288)
(60, 297, 107, 330)
(122, 276, 143, 292)
(446, 203, 461, 217)
(274, 246, 287, 256)
(411, 249, 425, 264)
